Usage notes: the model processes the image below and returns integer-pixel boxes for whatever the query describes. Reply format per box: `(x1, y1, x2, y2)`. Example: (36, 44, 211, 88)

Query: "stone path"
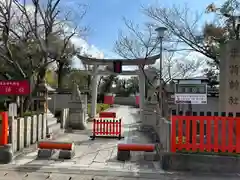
(0, 167, 239, 179)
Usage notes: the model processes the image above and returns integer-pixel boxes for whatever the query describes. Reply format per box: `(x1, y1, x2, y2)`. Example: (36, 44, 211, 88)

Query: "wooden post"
(188, 103, 193, 143)
(0, 112, 8, 145)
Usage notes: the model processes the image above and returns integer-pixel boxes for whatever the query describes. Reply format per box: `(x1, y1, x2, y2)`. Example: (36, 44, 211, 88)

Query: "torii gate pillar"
(138, 66, 146, 121)
(90, 65, 99, 118)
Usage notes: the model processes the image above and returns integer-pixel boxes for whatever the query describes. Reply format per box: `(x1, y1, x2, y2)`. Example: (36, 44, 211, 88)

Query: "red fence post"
(191, 117, 197, 152)
(185, 116, 190, 151)
(236, 117, 240, 153)
(118, 119, 122, 139)
(99, 119, 102, 135)
(199, 117, 205, 152)
(0, 112, 8, 146)
(206, 116, 211, 152)
(106, 119, 108, 135)
(112, 119, 115, 136)
(213, 116, 219, 152)
(171, 115, 177, 152)
(228, 115, 234, 153)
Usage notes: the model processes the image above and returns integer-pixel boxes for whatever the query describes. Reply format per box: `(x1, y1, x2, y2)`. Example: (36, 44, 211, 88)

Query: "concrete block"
(59, 150, 74, 159)
(17, 118, 24, 151)
(37, 114, 43, 141)
(0, 144, 13, 164)
(42, 114, 47, 139)
(117, 150, 130, 161)
(24, 116, 31, 147)
(166, 153, 240, 174)
(37, 149, 54, 159)
(31, 115, 37, 144)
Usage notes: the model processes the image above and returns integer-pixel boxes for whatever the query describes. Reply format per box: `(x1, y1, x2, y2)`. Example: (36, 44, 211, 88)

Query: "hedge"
(87, 103, 110, 115)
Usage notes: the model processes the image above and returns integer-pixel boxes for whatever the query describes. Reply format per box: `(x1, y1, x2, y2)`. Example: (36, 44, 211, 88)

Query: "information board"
(175, 84, 207, 104)
(0, 80, 30, 95)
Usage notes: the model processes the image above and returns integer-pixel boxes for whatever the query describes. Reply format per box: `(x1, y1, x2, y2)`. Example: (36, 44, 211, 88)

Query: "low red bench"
(117, 143, 155, 152)
(117, 143, 156, 161)
(99, 112, 116, 118)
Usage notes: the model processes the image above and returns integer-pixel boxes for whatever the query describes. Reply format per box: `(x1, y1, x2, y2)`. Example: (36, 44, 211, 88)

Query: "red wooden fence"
(91, 118, 122, 140)
(171, 115, 240, 153)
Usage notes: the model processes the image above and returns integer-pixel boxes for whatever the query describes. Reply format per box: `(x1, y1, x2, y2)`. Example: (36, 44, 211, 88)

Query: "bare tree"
(114, 19, 202, 118)
(114, 19, 202, 88)
(0, 0, 86, 111)
(143, 4, 219, 65)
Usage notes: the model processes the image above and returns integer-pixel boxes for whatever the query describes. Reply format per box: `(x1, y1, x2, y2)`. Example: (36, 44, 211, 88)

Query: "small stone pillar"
(68, 84, 87, 130)
(142, 102, 158, 127)
(90, 65, 99, 118)
(83, 94, 88, 121)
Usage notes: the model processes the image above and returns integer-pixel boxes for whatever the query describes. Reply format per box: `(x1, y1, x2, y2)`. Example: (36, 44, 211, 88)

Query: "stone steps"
(46, 115, 63, 138)
(47, 117, 58, 126)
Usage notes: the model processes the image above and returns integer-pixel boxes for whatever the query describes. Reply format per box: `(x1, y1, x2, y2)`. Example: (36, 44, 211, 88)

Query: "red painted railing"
(171, 115, 240, 153)
(91, 118, 122, 140)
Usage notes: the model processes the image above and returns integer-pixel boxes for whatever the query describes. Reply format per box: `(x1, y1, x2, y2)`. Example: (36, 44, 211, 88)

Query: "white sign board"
(174, 94, 207, 104)
(8, 103, 17, 117)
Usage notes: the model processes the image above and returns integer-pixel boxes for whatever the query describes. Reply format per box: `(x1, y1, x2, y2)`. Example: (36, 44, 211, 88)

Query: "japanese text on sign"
(229, 96, 239, 105)
(229, 65, 239, 75)
(0, 80, 30, 95)
(174, 94, 207, 104)
(228, 46, 240, 106)
(230, 47, 240, 58)
(229, 80, 239, 90)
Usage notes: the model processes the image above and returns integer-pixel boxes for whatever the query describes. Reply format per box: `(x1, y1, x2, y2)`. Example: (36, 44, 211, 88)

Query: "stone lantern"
(33, 79, 55, 113)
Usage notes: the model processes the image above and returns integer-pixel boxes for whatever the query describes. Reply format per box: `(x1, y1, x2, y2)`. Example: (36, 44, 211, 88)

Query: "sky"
(63, 0, 225, 58)
(23, 0, 225, 73)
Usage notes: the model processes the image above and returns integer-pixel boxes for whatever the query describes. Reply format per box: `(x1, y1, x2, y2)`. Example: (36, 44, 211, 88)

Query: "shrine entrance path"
(2, 106, 162, 174)
(0, 106, 239, 179)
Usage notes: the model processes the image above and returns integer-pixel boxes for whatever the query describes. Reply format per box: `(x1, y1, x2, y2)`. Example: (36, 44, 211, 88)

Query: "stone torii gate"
(77, 54, 159, 119)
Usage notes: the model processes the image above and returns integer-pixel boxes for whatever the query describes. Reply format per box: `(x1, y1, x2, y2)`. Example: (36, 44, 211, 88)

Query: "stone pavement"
(0, 167, 240, 180)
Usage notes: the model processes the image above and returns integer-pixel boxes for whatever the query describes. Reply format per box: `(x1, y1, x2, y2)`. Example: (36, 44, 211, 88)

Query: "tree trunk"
(57, 63, 64, 88)
(23, 69, 46, 112)
(87, 75, 91, 89)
